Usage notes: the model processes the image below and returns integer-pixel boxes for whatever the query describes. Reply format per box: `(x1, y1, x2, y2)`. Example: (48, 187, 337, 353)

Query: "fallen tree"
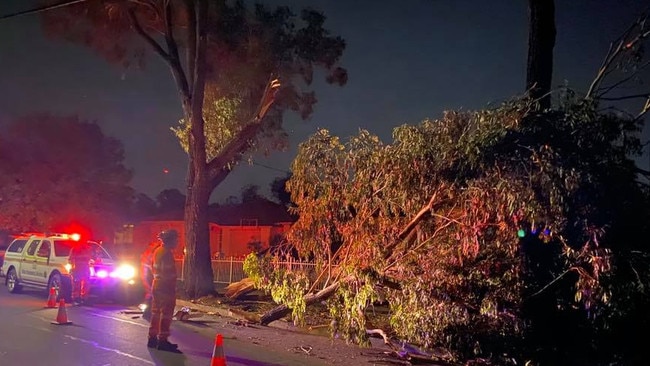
(257, 191, 440, 325)
(245, 94, 649, 365)
(247, 11, 650, 365)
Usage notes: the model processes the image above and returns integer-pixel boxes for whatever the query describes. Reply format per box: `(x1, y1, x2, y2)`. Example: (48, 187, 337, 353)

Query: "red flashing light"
(70, 233, 81, 241)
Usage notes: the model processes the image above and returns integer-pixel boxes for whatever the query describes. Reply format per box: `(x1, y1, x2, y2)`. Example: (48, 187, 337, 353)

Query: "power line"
(0, 0, 89, 21)
(251, 161, 290, 175)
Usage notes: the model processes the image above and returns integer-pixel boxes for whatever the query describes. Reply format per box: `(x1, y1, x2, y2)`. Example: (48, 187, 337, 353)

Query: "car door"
(20, 239, 41, 284)
(89, 242, 114, 276)
(90, 242, 113, 265)
(34, 240, 52, 283)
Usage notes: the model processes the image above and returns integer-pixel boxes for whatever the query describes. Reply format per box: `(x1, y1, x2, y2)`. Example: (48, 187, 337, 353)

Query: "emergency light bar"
(21, 232, 82, 241)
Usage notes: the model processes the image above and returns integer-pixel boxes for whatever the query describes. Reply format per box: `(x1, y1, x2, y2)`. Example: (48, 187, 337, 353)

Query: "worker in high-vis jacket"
(69, 240, 93, 304)
(140, 240, 161, 321)
(147, 229, 181, 352)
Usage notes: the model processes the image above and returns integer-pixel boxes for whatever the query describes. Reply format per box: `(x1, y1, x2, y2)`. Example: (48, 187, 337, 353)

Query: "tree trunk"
(260, 275, 352, 325)
(182, 158, 215, 298)
(526, 0, 556, 110)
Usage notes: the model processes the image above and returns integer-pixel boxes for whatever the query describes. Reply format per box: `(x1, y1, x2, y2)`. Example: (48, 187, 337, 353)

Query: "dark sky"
(1, 0, 648, 202)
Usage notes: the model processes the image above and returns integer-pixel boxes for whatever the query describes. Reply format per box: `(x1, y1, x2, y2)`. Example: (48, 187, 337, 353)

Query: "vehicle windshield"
(103, 243, 139, 261)
(95, 243, 116, 260)
(53, 240, 78, 257)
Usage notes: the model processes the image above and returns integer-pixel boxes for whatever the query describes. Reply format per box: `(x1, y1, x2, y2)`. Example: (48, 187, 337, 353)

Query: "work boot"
(157, 340, 181, 353)
(147, 337, 158, 348)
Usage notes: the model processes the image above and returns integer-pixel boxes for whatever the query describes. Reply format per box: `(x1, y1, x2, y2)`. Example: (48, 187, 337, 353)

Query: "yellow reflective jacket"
(152, 246, 176, 283)
(140, 242, 161, 271)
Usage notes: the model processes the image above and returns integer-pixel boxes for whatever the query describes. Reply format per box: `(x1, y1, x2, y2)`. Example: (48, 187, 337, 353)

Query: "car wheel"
(48, 273, 72, 302)
(6, 268, 22, 293)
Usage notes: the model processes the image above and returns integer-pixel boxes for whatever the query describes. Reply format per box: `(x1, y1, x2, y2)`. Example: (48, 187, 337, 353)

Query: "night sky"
(1, 0, 648, 202)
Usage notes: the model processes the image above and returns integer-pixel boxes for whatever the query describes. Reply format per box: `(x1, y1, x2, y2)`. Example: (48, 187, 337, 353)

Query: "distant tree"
(131, 193, 157, 220)
(41, 0, 346, 297)
(526, 0, 556, 109)
(270, 173, 292, 207)
(223, 195, 239, 205)
(0, 114, 133, 240)
(156, 188, 186, 213)
(240, 184, 262, 203)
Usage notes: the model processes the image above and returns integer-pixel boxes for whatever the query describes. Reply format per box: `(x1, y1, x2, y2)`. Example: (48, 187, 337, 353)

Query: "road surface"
(0, 285, 364, 366)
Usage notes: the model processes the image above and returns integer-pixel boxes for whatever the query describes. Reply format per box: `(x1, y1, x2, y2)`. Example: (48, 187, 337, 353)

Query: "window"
(37, 241, 51, 258)
(90, 243, 111, 260)
(7, 239, 27, 253)
(53, 240, 74, 257)
(26, 240, 41, 256)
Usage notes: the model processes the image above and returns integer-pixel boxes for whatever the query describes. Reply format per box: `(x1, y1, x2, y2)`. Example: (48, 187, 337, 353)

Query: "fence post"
(212, 259, 216, 283)
(229, 257, 234, 283)
(181, 257, 185, 282)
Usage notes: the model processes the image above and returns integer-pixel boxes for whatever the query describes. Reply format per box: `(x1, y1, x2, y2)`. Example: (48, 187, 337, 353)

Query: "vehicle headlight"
(64, 263, 72, 273)
(96, 269, 109, 278)
(110, 264, 136, 280)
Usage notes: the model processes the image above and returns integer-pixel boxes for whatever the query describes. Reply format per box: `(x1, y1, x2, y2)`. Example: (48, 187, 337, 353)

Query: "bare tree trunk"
(182, 168, 214, 298)
(526, 0, 556, 110)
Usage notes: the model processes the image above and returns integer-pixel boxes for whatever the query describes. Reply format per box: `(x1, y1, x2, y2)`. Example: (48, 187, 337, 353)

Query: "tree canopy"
(40, 0, 346, 297)
(0, 114, 133, 239)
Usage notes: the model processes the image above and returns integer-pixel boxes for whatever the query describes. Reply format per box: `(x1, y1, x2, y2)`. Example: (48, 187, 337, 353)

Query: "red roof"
(140, 199, 295, 226)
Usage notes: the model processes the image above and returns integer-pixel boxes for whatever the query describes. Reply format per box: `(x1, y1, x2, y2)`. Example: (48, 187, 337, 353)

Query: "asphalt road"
(0, 284, 338, 366)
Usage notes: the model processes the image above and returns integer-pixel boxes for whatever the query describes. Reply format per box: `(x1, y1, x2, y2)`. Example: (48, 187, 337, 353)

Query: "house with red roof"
(114, 199, 296, 259)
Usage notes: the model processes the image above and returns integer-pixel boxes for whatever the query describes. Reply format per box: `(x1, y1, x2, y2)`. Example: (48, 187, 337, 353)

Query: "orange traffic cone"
(45, 287, 57, 308)
(51, 299, 73, 325)
(210, 334, 227, 366)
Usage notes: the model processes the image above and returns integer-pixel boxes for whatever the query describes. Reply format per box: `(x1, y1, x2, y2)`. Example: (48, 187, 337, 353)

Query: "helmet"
(158, 229, 179, 245)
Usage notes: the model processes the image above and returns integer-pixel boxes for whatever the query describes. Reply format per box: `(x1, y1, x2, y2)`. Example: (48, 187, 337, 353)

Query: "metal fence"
(175, 258, 319, 285)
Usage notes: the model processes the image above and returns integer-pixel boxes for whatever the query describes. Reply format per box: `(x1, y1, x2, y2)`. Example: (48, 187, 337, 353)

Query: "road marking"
(27, 308, 148, 327)
(64, 335, 154, 365)
(27, 313, 58, 323)
(26, 324, 54, 333)
(89, 313, 148, 328)
(25, 313, 153, 365)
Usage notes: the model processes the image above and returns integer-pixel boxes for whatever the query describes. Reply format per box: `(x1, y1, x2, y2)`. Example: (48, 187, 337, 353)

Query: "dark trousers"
(148, 282, 176, 341)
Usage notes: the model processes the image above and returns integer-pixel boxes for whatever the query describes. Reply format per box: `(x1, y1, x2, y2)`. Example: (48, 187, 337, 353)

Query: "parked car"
(0, 246, 7, 277)
(0, 231, 16, 277)
(1, 232, 141, 304)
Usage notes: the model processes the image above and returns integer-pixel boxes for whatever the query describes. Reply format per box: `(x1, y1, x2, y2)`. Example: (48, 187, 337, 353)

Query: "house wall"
(118, 221, 287, 259)
(220, 225, 271, 258)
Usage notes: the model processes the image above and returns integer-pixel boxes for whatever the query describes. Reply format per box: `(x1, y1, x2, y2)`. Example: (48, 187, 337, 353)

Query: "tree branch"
(183, 0, 196, 91)
(205, 77, 281, 182)
(586, 10, 650, 98)
(127, 8, 172, 63)
(381, 189, 442, 261)
(128, 6, 191, 105)
(161, 0, 190, 96)
(596, 60, 650, 97)
(190, 0, 209, 116)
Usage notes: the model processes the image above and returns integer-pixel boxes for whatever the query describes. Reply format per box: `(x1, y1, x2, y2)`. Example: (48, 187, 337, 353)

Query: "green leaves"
(270, 96, 648, 363)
